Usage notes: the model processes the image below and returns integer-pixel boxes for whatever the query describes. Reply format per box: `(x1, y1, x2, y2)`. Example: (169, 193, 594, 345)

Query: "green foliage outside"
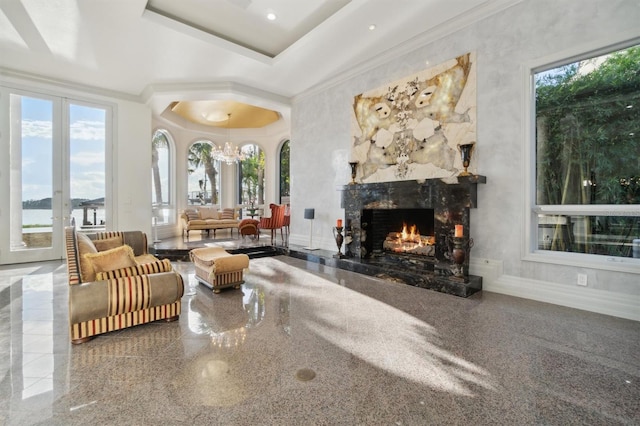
(280, 140, 290, 199)
(535, 44, 640, 256)
(188, 141, 219, 205)
(240, 144, 265, 205)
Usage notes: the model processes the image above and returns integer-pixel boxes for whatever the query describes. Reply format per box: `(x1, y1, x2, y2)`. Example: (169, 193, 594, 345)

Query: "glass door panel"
(6, 93, 63, 262)
(69, 103, 106, 230)
(0, 91, 109, 265)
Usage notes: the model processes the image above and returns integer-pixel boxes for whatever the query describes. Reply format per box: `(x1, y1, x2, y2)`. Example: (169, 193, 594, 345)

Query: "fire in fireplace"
(383, 223, 435, 256)
(361, 208, 435, 257)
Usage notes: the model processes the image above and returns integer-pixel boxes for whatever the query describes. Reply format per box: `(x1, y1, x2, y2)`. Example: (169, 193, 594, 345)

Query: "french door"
(0, 88, 109, 264)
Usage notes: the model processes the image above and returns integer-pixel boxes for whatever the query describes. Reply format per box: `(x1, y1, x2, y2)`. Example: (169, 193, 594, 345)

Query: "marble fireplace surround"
(340, 175, 486, 297)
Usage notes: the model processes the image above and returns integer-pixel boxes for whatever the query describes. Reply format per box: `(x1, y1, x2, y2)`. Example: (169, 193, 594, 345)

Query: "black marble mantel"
(339, 175, 486, 297)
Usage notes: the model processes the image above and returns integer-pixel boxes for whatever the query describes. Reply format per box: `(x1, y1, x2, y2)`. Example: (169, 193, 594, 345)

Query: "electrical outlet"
(577, 273, 588, 286)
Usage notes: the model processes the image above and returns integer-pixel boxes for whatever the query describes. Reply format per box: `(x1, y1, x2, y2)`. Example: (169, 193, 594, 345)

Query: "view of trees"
(536, 45, 639, 205)
(239, 144, 265, 206)
(153, 133, 285, 219)
(188, 141, 219, 205)
(280, 140, 290, 202)
(535, 44, 639, 255)
(151, 130, 168, 207)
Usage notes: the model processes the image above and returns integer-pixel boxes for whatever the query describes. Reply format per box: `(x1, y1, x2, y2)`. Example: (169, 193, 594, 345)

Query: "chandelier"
(212, 113, 245, 164)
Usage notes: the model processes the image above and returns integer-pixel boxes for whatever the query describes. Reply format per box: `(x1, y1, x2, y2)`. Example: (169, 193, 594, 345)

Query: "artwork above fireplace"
(351, 52, 477, 183)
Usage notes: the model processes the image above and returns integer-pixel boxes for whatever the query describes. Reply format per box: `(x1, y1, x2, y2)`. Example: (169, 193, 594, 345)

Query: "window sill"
(523, 250, 640, 274)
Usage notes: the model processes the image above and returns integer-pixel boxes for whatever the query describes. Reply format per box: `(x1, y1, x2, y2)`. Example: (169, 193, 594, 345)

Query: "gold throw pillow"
(76, 232, 98, 282)
(84, 244, 136, 274)
(94, 236, 123, 252)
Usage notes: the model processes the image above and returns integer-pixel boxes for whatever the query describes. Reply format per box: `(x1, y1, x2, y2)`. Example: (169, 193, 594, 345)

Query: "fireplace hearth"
(339, 176, 486, 297)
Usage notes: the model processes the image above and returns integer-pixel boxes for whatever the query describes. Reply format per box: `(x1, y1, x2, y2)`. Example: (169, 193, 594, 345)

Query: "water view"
(21, 209, 106, 231)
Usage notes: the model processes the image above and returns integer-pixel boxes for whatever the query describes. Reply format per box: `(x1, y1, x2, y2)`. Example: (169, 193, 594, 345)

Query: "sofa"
(181, 206, 240, 240)
(65, 226, 184, 344)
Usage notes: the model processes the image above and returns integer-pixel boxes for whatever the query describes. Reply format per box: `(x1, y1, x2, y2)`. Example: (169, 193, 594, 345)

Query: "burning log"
(383, 223, 435, 256)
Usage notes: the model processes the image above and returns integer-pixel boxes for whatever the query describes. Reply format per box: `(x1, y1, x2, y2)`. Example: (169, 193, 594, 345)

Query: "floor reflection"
(0, 257, 638, 425)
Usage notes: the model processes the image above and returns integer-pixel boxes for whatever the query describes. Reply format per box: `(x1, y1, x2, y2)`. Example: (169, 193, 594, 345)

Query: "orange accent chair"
(259, 204, 286, 244)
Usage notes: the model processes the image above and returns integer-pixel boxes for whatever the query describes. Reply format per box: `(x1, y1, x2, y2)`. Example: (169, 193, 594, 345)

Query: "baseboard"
(471, 258, 639, 322)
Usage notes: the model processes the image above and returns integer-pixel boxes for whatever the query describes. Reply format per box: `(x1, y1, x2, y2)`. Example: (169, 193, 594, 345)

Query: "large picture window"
(532, 43, 639, 263)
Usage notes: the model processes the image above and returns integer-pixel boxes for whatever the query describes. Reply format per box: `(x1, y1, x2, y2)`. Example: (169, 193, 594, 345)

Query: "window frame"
(151, 128, 176, 226)
(278, 139, 290, 204)
(523, 36, 640, 273)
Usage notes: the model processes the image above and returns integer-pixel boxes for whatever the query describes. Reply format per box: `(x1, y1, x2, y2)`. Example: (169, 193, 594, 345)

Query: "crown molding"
(0, 67, 140, 103)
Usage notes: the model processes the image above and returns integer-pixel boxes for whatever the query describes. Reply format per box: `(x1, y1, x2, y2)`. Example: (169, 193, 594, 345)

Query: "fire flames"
(383, 223, 435, 256)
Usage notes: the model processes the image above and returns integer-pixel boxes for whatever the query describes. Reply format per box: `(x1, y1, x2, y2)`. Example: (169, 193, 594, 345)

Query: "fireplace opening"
(362, 208, 435, 258)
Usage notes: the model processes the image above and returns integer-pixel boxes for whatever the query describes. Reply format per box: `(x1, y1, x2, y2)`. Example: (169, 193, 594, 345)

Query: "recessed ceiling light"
(368, 24, 376, 31)
(267, 12, 277, 21)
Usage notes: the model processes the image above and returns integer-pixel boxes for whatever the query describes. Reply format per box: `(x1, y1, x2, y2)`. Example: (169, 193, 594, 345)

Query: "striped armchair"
(64, 227, 184, 344)
(258, 204, 286, 244)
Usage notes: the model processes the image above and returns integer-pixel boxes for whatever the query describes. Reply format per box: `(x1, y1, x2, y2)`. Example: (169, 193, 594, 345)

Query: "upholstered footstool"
(238, 219, 260, 240)
(190, 247, 249, 293)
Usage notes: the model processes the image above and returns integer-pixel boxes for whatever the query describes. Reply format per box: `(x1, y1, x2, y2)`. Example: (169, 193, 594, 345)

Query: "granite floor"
(0, 256, 638, 425)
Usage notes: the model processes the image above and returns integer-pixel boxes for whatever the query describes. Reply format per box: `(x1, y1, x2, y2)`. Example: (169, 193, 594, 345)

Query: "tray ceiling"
(145, 0, 351, 58)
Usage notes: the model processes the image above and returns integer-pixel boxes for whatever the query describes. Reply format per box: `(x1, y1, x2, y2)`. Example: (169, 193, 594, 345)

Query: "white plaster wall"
(112, 101, 153, 235)
(291, 0, 640, 319)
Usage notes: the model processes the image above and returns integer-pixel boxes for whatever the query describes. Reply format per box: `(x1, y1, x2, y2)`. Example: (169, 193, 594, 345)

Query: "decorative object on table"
(246, 199, 258, 218)
(349, 161, 358, 184)
(303, 208, 318, 250)
(457, 142, 475, 176)
(333, 224, 344, 258)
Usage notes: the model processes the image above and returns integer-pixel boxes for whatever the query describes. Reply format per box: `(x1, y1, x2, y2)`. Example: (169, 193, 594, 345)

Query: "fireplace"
(362, 208, 435, 257)
(340, 176, 486, 297)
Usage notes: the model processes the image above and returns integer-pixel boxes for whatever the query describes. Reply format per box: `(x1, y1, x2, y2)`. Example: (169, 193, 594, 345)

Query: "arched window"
(279, 139, 290, 204)
(151, 129, 174, 224)
(187, 140, 220, 206)
(238, 143, 265, 206)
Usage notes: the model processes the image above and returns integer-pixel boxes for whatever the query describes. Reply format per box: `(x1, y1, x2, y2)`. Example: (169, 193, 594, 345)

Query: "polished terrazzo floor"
(1, 256, 639, 425)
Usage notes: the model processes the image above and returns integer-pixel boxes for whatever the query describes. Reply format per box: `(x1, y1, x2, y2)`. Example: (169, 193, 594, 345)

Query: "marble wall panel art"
(352, 52, 477, 183)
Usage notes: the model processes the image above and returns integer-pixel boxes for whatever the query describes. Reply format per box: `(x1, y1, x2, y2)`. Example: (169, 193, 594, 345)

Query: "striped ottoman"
(189, 246, 249, 293)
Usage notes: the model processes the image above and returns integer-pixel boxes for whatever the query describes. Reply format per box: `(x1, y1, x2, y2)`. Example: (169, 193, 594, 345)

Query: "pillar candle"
(337, 219, 343, 227)
(455, 224, 463, 238)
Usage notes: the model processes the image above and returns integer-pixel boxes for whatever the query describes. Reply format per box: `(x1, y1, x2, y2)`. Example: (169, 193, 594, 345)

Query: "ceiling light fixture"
(368, 24, 376, 31)
(267, 12, 277, 21)
(212, 114, 246, 164)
